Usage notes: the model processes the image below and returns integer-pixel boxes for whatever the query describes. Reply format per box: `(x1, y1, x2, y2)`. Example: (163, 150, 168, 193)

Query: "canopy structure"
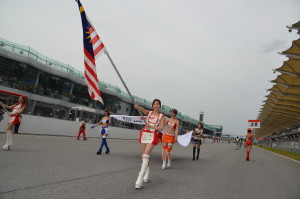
(281, 39, 300, 59)
(287, 21, 300, 34)
(275, 58, 300, 78)
(257, 21, 300, 138)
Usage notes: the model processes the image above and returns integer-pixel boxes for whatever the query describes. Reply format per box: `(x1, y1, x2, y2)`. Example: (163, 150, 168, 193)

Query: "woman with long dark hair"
(1, 96, 26, 150)
(191, 123, 203, 160)
(134, 99, 165, 189)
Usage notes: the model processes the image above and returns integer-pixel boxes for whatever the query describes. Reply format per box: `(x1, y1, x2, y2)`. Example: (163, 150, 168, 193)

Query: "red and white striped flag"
(77, 0, 105, 104)
(87, 23, 105, 59)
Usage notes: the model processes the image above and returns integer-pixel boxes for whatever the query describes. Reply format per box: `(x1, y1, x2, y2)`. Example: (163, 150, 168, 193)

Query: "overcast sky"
(0, 0, 299, 135)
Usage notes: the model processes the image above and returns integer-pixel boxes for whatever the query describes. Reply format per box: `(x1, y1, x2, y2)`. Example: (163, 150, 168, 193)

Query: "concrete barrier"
(0, 114, 139, 140)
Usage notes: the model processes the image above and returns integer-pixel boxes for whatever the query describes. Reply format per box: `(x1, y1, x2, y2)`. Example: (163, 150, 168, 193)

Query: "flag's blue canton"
(77, 0, 94, 57)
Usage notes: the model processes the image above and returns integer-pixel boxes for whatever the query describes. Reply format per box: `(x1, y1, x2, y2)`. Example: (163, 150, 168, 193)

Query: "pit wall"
(0, 114, 139, 140)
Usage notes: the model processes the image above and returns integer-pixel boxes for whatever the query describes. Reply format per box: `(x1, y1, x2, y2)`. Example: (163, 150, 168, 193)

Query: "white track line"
(256, 146, 300, 164)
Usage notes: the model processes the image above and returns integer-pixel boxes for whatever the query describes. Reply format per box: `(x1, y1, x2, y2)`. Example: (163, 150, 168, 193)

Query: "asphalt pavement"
(0, 134, 299, 199)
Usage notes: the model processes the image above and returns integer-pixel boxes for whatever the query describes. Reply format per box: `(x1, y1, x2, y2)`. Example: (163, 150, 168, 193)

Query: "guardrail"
(257, 134, 300, 153)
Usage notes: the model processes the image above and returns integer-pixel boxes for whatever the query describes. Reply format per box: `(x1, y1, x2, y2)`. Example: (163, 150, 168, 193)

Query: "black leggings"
(14, 123, 21, 133)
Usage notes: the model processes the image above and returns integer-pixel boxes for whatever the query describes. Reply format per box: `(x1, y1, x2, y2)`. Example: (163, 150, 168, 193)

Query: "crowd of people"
(1, 97, 254, 189)
(0, 75, 35, 93)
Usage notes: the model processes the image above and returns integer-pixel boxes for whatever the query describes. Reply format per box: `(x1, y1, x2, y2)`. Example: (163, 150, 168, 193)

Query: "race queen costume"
(134, 99, 165, 189)
(1, 96, 26, 151)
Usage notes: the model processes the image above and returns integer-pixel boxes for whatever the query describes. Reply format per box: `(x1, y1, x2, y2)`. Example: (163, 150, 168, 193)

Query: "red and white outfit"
(8, 103, 24, 124)
(135, 111, 164, 189)
(77, 121, 86, 140)
(3, 103, 25, 151)
(138, 111, 164, 145)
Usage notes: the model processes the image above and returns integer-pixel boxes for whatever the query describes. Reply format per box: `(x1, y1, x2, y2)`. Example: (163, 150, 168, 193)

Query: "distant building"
(0, 37, 220, 131)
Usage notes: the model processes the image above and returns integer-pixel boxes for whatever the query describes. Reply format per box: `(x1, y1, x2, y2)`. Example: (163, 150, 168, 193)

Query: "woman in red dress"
(1, 96, 26, 150)
(134, 99, 165, 189)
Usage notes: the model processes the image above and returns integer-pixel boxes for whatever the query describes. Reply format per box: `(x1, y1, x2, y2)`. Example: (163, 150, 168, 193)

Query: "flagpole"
(253, 128, 256, 162)
(104, 50, 143, 116)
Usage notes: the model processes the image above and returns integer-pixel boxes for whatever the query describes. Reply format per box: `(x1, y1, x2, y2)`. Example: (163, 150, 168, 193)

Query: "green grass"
(256, 145, 300, 162)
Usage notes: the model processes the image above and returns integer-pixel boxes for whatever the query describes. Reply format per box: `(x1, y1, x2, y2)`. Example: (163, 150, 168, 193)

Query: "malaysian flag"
(76, 0, 105, 104)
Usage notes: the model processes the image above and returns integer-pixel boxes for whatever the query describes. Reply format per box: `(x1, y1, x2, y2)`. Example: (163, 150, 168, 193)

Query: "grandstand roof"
(257, 23, 300, 137)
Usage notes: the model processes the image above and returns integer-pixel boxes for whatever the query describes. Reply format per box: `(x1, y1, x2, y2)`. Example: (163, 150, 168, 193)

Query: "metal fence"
(257, 132, 300, 153)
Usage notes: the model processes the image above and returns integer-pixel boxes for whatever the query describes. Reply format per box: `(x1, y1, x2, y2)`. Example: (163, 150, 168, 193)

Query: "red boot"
(246, 151, 250, 161)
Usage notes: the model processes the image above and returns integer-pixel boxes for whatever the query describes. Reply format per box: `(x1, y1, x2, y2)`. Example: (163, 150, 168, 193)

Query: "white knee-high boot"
(140, 154, 150, 183)
(162, 149, 167, 170)
(135, 154, 149, 189)
(167, 152, 172, 168)
(3, 130, 13, 150)
(143, 166, 150, 183)
(2, 132, 9, 150)
(8, 130, 13, 148)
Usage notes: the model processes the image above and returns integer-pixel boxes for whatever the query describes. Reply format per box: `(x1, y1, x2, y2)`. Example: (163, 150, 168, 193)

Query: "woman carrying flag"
(1, 96, 26, 150)
(245, 128, 254, 161)
(92, 109, 111, 155)
(161, 109, 179, 169)
(134, 99, 165, 189)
